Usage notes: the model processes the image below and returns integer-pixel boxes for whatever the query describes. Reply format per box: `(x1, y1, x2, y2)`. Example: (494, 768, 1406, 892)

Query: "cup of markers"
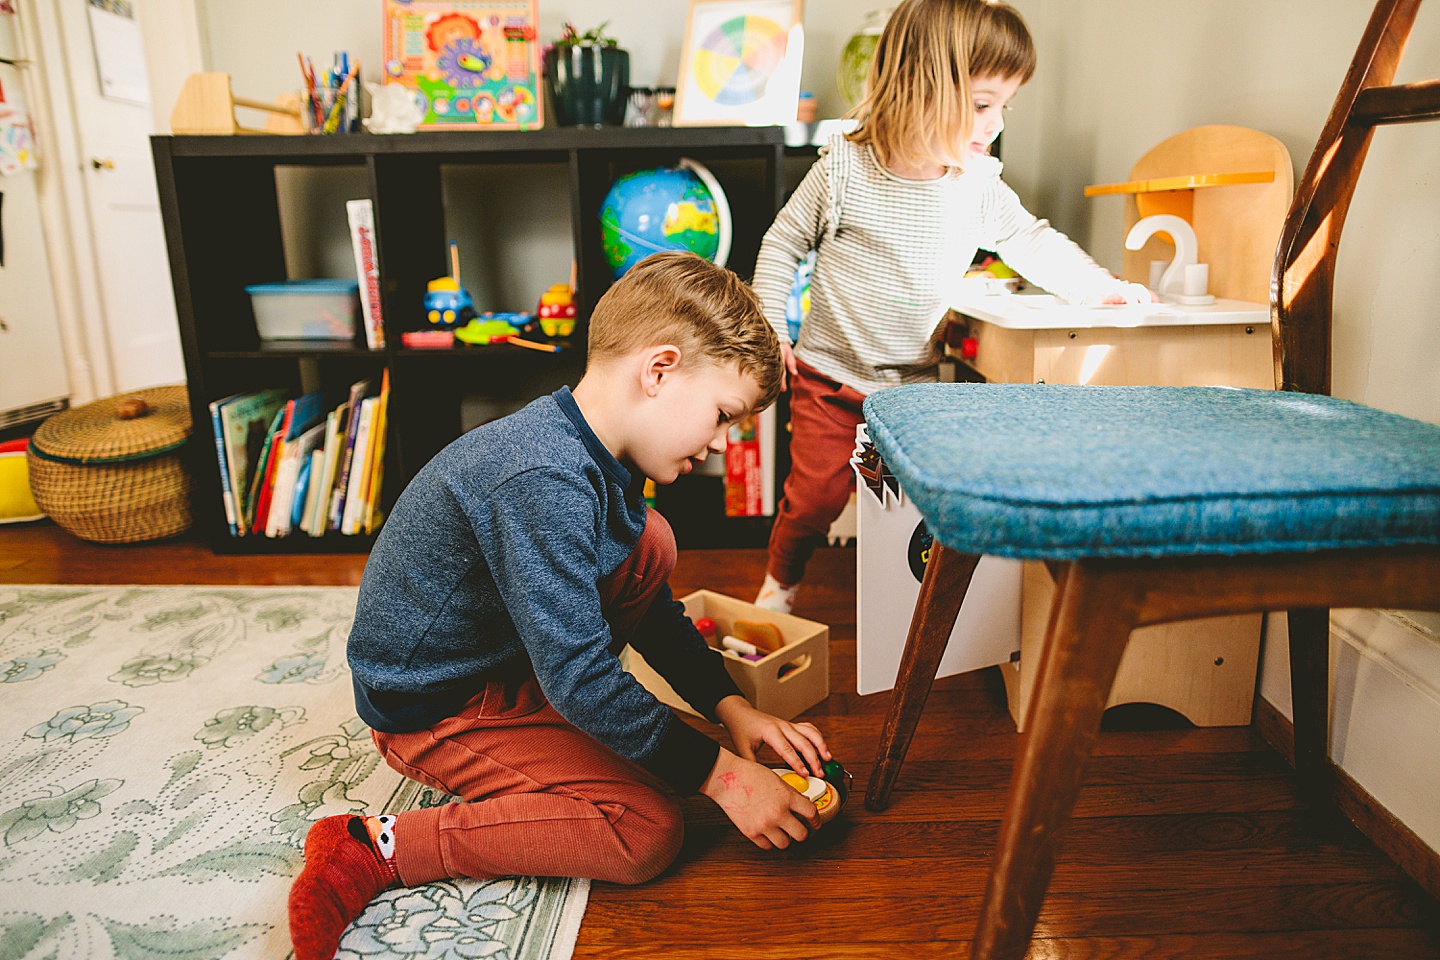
(299, 52, 360, 134)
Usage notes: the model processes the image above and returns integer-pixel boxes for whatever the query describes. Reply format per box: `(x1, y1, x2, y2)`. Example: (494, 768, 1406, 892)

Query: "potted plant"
(544, 22, 630, 127)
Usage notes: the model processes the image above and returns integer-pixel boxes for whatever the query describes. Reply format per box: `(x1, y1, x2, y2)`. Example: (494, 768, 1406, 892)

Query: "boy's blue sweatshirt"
(348, 387, 742, 794)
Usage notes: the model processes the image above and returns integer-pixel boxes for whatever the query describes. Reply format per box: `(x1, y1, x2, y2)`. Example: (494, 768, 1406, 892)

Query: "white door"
(0, 120, 71, 425)
(53, 0, 184, 392)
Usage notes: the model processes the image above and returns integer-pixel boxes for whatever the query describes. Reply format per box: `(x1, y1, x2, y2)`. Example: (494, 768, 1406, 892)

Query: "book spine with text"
(347, 199, 385, 349)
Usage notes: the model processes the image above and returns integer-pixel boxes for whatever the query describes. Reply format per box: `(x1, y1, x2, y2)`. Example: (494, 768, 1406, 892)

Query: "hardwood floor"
(3, 523, 1437, 958)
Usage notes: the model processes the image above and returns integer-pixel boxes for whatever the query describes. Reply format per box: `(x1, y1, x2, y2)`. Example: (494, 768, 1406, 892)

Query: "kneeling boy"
(289, 252, 833, 960)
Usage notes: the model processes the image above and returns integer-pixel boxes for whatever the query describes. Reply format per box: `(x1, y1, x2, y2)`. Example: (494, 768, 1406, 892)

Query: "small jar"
(838, 9, 895, 107)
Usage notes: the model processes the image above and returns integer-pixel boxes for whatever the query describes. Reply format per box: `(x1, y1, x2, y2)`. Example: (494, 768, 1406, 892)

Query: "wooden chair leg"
(1287, 606, 1331, 801)
(973, 562, 1142, 960)
(865, 544, 981, 812)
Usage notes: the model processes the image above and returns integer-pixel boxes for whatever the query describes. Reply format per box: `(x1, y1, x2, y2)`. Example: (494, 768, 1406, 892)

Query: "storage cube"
(625, 589, 829, 721)
(246, 279, 360, 340)
(852, 423, 1022, 696)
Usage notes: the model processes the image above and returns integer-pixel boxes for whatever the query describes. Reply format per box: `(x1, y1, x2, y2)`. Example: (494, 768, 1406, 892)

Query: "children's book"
(208, 394, 242, 536)
(341, 397, 378, 535)
(218, 388, 288, 536)
(258, 391, 327, 537)
(381, 0, 543, 129)
(308, 404, 348, 537)
(328, 379, 373, 531)
(347, 199, 386, 349)
(291, 453, 314, 532)
(300, 449, 329, 538)
(724, 406, 777, 518)
(267, 420, 327, 538)
(244, 409, 287, 535)
(362, 371, 391, 534)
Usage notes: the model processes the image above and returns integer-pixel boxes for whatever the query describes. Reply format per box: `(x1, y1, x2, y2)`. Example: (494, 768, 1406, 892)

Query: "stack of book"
(208, 371, 390, 538)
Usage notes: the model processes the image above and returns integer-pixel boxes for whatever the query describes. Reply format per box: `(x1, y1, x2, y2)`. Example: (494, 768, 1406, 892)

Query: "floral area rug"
(0, 585, 588, 960)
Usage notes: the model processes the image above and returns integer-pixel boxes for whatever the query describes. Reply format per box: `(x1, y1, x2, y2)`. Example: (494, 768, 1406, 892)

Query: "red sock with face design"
(288, 815, 400, 960)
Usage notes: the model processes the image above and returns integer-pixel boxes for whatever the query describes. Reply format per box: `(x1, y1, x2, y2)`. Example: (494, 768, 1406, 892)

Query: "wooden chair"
(861, 2, 1440, 958)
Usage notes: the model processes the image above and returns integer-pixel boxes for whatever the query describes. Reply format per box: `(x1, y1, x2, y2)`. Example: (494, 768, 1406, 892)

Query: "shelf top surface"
(952, 282, 1269, 330)
(156, 125, 786, 159)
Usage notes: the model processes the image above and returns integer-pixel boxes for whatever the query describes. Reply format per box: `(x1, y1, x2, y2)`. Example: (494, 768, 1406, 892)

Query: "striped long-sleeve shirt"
(752, 135, 1132, 395)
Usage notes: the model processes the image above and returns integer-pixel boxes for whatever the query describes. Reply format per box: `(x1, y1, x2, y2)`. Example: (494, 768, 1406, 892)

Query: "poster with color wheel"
(676, 0, 804, 126)
(382, 0, 542, 129)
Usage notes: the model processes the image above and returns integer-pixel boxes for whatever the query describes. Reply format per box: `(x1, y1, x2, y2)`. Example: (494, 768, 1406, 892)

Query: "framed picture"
(675, 0, 804, 126)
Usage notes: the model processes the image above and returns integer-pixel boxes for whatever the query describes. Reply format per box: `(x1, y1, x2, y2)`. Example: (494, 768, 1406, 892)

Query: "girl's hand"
(780, 342, 799, 390)
(700, 747, 820, 848)
(1101, 283, 1155, 305)
(714, 694, 830, 779)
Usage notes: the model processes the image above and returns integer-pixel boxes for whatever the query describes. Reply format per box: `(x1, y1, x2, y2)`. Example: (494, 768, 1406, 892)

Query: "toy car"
(425, 277, 476, 329)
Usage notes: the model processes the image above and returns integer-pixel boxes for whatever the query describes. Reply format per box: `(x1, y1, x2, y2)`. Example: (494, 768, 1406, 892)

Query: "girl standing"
(752, 0, 1146, 611)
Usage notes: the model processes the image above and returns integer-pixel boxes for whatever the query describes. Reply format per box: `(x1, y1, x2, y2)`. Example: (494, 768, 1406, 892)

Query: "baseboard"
(1253, 695, 1440, 902)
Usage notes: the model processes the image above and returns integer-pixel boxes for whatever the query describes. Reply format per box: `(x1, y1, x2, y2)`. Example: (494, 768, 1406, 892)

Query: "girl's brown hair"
(845, 0, 1035, 173)
(587, 252, 784, 410)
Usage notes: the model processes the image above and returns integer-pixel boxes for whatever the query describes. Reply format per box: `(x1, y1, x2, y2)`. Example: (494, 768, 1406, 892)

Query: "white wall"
(196, 0, 1440, 853)
(199, 0, 906, 123)
(1013, 0, 1440, 429)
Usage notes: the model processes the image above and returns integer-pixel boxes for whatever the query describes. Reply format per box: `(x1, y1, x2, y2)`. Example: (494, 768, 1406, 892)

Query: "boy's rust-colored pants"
(767, 359, 867, 586)
(372, 509, 688, 887)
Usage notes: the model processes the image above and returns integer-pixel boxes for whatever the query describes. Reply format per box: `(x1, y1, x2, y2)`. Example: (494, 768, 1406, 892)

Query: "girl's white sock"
(754, 573, 799, 614)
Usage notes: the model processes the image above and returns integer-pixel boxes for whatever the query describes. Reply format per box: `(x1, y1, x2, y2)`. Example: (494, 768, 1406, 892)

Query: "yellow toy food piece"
(772, 768, 842, 824)
(734, 619, 784, 654)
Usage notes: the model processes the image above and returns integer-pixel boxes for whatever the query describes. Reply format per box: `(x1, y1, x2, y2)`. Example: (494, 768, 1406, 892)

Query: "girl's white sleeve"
(984, 178, 1136, 305)
(752, 157, 830, 342)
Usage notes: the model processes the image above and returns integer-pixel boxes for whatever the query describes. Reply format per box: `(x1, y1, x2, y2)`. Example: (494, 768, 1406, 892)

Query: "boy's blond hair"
(587, 252, 783, 410)
(845, 0, 1035, 173)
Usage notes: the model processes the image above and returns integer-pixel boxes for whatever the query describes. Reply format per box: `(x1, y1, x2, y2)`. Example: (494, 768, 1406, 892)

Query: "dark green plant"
(555, 21, 620, 47)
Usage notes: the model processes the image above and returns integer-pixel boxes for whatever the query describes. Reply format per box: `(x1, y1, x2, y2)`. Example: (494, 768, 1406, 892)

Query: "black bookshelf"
(152, 126, 790, 553)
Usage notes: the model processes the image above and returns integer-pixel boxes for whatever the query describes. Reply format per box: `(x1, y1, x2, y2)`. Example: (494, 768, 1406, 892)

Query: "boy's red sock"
(289, 815, 400, 960)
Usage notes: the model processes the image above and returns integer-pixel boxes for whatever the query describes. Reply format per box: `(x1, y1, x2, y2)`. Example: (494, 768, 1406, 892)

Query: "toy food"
(734, 619, 784, 654)
(693, 616, 719, 644)
(773, 767, 843, 825)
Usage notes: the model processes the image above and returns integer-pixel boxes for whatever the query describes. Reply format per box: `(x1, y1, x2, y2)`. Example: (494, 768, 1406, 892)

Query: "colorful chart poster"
(676, 0, 803, 126)
(381, 0, 542, 129)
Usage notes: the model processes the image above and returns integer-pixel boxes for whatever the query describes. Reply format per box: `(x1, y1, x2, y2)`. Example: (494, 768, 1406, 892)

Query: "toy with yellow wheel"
(773, 758, 852, 826)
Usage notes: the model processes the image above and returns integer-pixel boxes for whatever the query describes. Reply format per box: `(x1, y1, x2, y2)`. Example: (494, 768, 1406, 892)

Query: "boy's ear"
(639, 345, 683, 397)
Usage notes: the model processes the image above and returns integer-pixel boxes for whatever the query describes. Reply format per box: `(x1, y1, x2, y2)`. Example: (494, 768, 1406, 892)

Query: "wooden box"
(625, 590, 829, 721)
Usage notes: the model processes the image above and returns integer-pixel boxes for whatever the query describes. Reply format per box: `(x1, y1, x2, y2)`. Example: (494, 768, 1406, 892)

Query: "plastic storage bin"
(246, 279, 360, 340)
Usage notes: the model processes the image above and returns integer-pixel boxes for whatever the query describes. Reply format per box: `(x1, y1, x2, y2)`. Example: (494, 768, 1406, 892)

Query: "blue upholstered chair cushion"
(862, 384, 1440, 560)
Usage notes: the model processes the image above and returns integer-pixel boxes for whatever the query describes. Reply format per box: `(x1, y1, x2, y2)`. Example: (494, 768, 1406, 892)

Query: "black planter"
(544, 44, 630, 126)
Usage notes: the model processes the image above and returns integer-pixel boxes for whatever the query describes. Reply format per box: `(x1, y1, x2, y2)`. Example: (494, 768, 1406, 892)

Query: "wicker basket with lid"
(26, 385, 194, 543)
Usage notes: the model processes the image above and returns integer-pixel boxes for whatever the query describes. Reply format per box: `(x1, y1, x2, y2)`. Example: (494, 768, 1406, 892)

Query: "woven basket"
(27, 385, 194, 544)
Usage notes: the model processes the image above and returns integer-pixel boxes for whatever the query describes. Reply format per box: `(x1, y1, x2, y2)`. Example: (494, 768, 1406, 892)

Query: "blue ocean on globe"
(600, 165, 727, 278)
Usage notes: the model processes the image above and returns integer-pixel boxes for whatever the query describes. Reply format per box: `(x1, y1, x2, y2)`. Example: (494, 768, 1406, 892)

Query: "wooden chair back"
(1272, 0, 1440, 394)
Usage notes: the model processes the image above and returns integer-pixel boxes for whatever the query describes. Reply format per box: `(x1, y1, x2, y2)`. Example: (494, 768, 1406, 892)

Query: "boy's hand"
(714, 694, 830, 779)
(700, 748, 820, 849)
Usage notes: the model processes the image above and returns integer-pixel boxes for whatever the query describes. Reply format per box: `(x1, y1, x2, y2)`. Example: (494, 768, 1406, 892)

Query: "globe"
(599, 157, 732, 279)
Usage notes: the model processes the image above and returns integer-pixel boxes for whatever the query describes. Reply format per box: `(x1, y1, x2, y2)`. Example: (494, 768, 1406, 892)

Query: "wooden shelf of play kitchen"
(624, 590, 830, 721)
(151, 126, 789, 554)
